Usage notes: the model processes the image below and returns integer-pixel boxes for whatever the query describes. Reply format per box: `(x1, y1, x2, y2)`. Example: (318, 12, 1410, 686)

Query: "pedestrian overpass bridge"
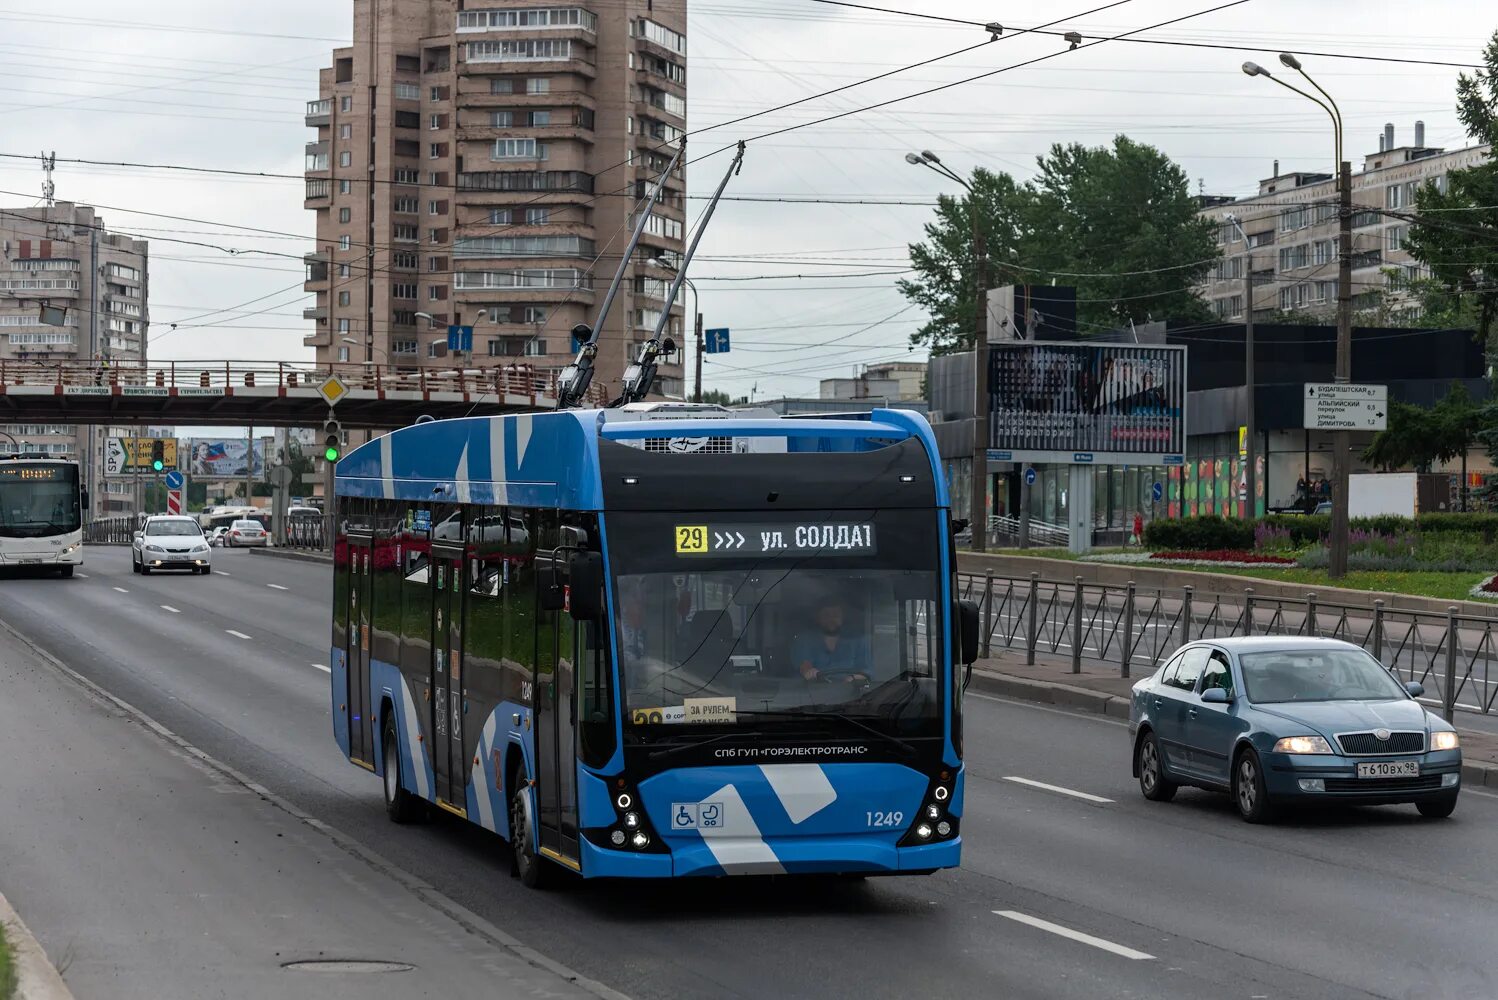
(0, 360, 598, 428)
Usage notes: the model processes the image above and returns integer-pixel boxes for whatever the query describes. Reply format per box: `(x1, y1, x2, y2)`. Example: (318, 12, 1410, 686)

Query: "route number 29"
(675, 525, 708, 553)
(866, 811, 904, 828)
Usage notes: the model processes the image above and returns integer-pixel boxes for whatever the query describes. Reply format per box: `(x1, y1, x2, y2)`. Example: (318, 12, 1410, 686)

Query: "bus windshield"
(606, 509, 944, 738)
(0, 464, 80, 538)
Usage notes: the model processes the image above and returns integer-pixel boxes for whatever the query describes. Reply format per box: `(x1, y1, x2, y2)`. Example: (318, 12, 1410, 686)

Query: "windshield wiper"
(645, 730, 767, 761)
(735, 709, 918, 758)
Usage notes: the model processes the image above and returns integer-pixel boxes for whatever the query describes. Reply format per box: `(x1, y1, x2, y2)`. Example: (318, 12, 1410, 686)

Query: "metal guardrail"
(284, 514, 328, 550)
(84, 515, 142, 544)
(0, 358, 608, 404)
(988, 514, 1069, 547)
(960, 570, 1498, 722)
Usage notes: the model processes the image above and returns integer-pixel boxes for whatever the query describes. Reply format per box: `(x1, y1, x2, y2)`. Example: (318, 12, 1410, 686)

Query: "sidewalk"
(970, 645, 1498, 789)
(0, 623, 615, 1000)
(247, 545, 331, 564)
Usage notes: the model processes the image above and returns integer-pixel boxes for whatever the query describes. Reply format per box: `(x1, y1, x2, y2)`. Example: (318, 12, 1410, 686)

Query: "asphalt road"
(3, 545, 1497, 999)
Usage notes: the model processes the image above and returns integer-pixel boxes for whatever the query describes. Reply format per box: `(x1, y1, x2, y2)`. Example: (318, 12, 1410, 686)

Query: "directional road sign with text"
(1304, 383, 1388, 431)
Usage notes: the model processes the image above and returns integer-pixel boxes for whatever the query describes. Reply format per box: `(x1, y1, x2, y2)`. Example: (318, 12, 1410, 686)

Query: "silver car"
(133, 515, 213, 575)
(225, 519, 269, 548)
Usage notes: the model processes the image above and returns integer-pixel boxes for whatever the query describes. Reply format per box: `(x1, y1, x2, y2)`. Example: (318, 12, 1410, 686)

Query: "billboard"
(182, 439, 266, 478)
(104, 438, 178, 475)
(987, 342, 1187, 465)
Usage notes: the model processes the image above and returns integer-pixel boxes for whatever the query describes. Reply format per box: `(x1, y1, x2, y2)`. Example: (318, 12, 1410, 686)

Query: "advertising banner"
(182, 438, 266, 478)
(987, 342, 1187, 466)
(104, 437, 178, 475)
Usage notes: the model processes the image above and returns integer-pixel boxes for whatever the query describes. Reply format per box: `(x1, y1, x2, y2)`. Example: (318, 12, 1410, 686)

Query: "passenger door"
(1187, 648, 1241, 786)
(533, 511, 579, 867)
(431, 543, 467, 812)
(346, 535, 375, 767)
(1155, 646, 1208, 776)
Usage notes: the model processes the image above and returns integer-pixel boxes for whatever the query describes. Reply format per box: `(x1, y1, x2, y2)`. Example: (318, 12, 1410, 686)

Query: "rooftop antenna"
(40, 150, 56, 207)
(556, 139, 687, 410)
(614, 141, 747, 406)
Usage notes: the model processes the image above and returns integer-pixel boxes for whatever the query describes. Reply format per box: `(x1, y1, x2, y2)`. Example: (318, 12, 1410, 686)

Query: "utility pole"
(693, 311, 704, 403)
(1331, 159, 1353, 578)
(970, 225, 990, 552)
(244, 423, 254, 508)
(1227, 214, 1257, 520)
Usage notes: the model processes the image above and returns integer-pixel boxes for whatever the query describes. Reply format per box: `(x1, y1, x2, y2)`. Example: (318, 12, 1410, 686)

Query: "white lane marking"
(994, 911, 1154, 961)
(1464, 787, 1498, 801)
(1002, 776, 1114, 804)
(112, 586, 129, 593)
(225, 630, 253, 640)
(76, 572, 89, 578)
(311, 663, 331, 674)
(214, 571, 230, 577)
(160, 605, 182, 614)
(267, 583, 289, 591)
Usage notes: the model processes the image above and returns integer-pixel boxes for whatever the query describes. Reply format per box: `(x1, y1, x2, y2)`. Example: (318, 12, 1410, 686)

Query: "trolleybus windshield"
(0, 463, 81, 538)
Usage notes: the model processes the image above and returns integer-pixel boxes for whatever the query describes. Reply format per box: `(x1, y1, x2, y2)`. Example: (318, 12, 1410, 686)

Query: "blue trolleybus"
(331, 404, 979, 884)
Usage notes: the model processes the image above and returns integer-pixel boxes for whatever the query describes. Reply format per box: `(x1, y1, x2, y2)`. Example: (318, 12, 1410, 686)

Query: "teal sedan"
(1128, 636, 1462, 822)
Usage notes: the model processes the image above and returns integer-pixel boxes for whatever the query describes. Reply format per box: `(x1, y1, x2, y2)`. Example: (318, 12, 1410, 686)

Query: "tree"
(1434, 381, 1481, 507)
(699, 389, 748, 406)
(1363, 400, 1439, 471)
(898, 137, 1218, 353)
(1403, 29, 1498, 348)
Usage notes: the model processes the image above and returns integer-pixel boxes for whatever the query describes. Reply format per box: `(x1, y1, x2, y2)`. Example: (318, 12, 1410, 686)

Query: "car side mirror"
(1404, 681, 1424, 698)
(957, 599, 980, 666)
(1200, 687, 1231, 705)
(567, 550, 604, 621)
(133, 531, 143, 541)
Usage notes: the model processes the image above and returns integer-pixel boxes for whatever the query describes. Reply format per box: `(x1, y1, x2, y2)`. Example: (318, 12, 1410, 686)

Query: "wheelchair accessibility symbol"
(671, 802, 724, 830)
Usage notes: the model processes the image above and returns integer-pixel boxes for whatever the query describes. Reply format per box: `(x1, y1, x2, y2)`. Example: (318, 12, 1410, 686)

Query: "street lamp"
(1244, 55, 1350, 577)
(650, 257, 700, 402)
(906, 149, 992, 551)
(341, 336, 387, 365)
(1224, 213, 1257, 521)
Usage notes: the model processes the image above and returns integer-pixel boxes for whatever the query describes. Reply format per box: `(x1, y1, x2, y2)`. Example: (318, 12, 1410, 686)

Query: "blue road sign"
(704, 328, 731, 354)
(164, 470, 185, 491)
(1024, 467, 1037, 486)
(1151, 481, 1164, 503)
(447, 325, 474, 353)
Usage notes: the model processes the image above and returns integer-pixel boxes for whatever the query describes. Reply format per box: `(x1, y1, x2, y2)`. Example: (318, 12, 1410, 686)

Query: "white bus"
(0, 458, 83, 576)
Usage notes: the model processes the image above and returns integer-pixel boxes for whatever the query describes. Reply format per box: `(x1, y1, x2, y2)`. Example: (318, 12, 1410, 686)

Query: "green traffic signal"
(324, 446, 340, 463)
(152, 460, 165, 471)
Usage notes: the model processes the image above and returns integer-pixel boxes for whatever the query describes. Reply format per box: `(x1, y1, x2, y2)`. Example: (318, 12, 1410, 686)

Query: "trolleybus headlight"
(915, 824, 932, 840)
(631, 831, 650, 849)
(623, 812, 640, 830)
(933, 785, 950, 802)
(611, 830, 627, 846)
(925, 804, 941, 821)
(616, 793, 633, 809)
(936, 821, 952, 837)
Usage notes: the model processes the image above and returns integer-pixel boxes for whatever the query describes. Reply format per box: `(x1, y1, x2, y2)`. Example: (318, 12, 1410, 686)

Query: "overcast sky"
(1, 0, 1492, 403)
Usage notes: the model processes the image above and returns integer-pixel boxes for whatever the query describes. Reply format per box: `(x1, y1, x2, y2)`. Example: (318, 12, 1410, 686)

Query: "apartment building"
(304, 0, 688, 398)
(0, 201, 149, 514)
(1197, 122, 1489, 323)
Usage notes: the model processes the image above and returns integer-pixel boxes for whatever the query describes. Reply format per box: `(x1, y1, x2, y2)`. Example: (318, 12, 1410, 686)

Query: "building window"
(429, 199, 443, 215)
(339, 124, 352, 139)
(429, 143, 445, 159)
(632, 17, 687, 56)
(338, 263, 351, 277)
(430, 86, 445, 101)
(429, 228, 445, 244)
(338, 179, 352, 194)
(490, 111, 515, 127)
(626, 115, 633, 134)
(1312, 239, 1334, 266)
(339, 150, 352, 167)
(428, 341, 444, 358)
(393, 224, 418, 242)
(457, 8, 597, 31)
(393, 283, 417, 299)
(392, 339, 419, 355)
(1386, 184, 1405, 209)
(337, 346, 350, 362)
(455, 268, 588, 290)
(465, 39, 578, 63)
(338, 207, 351, 223)
(454, 235, 595, 258)
(340, 96, 352, 112)
(393, 251, 418, 269)
(429, 286, 447, 301)
(1277, 244, 1308, 271)
(338, 319, 351, 333)
(491, 138, 546, 160)
(525, 207, 550, 225)
(394, 82, 421, 101)
(394, 168, 420, 184)
(430, 113, 443, 130)
(394, 196, 419, 213)
(529, 110, 551, 126)
(427, 256, 446, 272)
(490, 78, 515, 95)
(528, 78, 550, 94)
(1388, 225, 1408, 251)
(489, 208, 513, 225)
(338, 291, 351, 306)
(339, 235, 351, 250)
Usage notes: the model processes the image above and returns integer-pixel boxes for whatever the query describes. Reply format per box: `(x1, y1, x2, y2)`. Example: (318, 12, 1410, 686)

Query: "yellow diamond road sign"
(317, 375, 350, 407)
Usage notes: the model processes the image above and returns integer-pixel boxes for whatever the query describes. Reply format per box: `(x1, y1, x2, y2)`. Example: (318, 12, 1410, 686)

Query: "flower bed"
(1083, 549, 1296, 569)
(1470, 574, 1498, 601)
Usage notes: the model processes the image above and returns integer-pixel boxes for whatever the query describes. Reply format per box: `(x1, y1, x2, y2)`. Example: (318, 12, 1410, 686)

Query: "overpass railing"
(0, 359, 606, 403)
(959, 571, 1498, 721)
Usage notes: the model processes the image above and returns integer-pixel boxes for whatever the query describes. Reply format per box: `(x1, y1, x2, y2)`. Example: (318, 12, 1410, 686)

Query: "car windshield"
(1239, 649, 1408, 703)
(147, 521, 201, 537)
(607, 509, 944, 739)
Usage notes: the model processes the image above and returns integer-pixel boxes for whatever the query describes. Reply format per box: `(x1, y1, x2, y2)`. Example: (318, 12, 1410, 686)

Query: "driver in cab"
(795, 596, 871, 685)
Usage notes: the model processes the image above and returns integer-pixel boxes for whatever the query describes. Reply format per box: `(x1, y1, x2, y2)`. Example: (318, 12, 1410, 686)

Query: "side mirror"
(957, 599, 981, 666)
(132, 531, 143, 541)
(1404, 681, 1425, 698)
(568, 550, 604, 621)
(1200, 687, 1231, 705)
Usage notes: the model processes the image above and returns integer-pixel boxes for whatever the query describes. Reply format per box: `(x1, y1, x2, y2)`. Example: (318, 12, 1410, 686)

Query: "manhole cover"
(283, 960, 415, 974)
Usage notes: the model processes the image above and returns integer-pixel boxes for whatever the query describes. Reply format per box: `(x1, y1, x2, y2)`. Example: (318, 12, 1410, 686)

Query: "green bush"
(1418, 512, 1498, 542)
(1262, 513, 1330, 547)
(1143, 515, 1255, 551)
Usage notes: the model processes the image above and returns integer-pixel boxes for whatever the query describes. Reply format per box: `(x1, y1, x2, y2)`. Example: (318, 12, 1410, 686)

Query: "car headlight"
(192, 544, 209, 553)
(60, 543, 78, 555)
(145, 544, 165, 553)
(1273, 735, 1333, 755)
(1431, 731, 1460, 751)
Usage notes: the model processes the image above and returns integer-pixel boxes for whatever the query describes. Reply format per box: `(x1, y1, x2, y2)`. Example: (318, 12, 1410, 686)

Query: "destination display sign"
(673, 522, 877, 556)
(0, 465, 71, 482)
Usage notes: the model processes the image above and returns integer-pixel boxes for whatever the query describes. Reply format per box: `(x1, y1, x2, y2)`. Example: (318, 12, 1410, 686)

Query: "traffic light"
(150, 439, 165, 472)
(323, 418, 343, 463)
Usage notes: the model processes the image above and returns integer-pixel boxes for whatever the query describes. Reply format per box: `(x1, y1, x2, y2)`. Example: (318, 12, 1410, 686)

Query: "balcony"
(303, 330, 330, 348)
(305, 141, 329, 174)
(457, 8, 598, 34)
(304, 251, 330, 290)
(305, 178, 331, 205)
(303, 306, 328, 321)
(306, 99, 332, 127)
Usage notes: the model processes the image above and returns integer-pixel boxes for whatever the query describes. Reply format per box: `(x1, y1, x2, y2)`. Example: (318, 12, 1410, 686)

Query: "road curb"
(969, 667, 1498, 787)
(0, 616, 629, 1000)
(246, 547, 332, 564)
(0, 890, 75, 1000)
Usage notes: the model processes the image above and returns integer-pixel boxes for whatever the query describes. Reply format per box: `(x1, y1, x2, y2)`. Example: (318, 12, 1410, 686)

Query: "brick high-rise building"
(305, 0, 688, 399)
(0, 201, 149, 515)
